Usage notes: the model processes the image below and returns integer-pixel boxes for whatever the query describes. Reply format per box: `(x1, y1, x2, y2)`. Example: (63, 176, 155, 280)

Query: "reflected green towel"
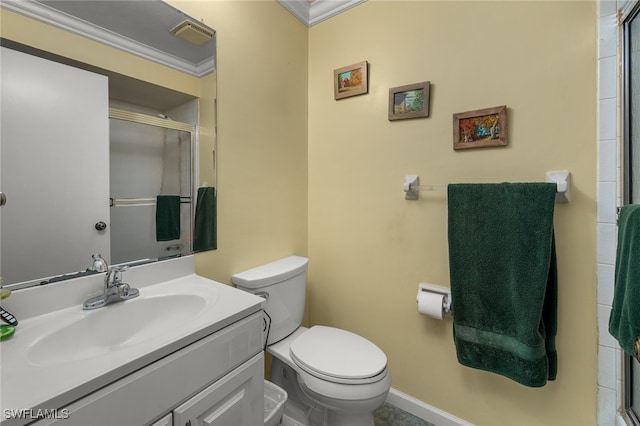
(448, 183, 558, 387)
(193, 187, 217, 252)
(156, 195, 180, 241)
(609, 204, 640, 358)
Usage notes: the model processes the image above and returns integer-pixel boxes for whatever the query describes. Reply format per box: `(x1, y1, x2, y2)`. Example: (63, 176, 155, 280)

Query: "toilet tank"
(231, 256, 308, 345)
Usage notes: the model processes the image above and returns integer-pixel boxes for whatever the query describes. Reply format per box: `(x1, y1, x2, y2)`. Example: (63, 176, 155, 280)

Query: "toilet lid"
(289, 326, 387, 382)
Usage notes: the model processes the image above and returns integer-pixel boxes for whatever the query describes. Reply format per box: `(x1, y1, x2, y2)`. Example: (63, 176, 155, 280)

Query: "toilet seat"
(289, 326, 387, 385)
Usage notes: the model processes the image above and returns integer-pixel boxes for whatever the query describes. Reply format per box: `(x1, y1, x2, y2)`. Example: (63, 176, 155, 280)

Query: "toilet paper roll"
(417, 291, 445, 320)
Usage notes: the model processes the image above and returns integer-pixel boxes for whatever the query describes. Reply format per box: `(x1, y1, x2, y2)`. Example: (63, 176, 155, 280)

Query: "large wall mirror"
(0, 0, 217, 289)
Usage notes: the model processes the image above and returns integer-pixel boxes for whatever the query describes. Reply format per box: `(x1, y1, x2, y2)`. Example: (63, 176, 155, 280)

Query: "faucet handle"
(109, 265, 130, 284)
(118, 283, 131, 297)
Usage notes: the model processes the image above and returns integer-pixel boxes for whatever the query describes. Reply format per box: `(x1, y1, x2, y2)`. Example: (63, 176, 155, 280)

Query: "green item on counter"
(0, 324, 15, 341)
(0, 288, 11, 300)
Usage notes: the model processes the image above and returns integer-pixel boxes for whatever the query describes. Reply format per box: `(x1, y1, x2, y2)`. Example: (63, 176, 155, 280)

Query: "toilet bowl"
(270, 326, 391, 425)
(232, 256, 392, 426)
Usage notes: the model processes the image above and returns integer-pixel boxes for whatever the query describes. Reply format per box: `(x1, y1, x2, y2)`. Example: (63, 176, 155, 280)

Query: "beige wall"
(3, 1, 599, 424)
(308, 1, 597, 425)
(1, 2, 310, 287)
(169, 1, 310, 283)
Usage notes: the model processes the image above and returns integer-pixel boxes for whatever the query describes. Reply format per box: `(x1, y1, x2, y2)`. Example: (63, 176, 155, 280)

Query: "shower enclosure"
(623, 3, 640, 422)
(109, 110, 195, 265)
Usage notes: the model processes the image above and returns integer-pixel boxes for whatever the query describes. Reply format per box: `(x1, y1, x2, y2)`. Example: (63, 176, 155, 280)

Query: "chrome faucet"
(83, 264, 140, 310)
(91, 253, 109, 273)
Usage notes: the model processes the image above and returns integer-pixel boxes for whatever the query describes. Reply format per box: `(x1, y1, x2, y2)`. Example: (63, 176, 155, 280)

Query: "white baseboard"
(385, 388, 475, 426)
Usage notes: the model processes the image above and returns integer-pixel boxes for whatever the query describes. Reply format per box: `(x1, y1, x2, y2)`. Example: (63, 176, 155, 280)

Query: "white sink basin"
(27, 293, 208, 366)
(1, 256, 265, 426)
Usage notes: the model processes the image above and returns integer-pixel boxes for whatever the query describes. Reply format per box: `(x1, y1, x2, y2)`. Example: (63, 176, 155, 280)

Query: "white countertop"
(0, 256, 263, 425)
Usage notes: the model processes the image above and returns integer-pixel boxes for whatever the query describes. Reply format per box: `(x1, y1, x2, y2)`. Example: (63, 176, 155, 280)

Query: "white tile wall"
(598, 1, 625, 425)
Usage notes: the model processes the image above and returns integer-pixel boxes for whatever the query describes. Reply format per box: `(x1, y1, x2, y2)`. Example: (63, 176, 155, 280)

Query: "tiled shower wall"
(598, 1, 627, 425)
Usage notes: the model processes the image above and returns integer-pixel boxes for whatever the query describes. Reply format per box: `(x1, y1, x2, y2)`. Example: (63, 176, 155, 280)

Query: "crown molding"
(0, 0, 214, 77)
(278, 0, 367, 27)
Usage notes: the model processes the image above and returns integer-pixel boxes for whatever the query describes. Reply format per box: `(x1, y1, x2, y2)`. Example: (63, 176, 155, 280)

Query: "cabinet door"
(0, 47, 110, 285)
(173, 353, 264, 426)
(151, 413, 173, 426)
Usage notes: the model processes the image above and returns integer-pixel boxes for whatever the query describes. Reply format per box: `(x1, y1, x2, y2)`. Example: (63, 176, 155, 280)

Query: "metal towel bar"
(110, 197, 192, 207)
(403, 170, 570, 203)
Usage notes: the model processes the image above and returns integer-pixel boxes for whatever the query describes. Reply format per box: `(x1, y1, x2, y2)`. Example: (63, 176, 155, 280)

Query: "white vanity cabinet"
(152, 414, 173, 426)
(34, 312, 264, 426)
(169, 352, 263, 426)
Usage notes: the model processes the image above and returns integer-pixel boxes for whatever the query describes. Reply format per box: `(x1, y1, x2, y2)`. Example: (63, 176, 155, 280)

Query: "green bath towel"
(448, 183, 558, 387)
(193, 187, 217, 252)
(156, 195, 181, 241)
(609, 204, 640, 359)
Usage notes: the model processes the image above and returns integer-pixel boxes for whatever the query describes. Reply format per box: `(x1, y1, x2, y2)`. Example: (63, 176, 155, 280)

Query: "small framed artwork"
(453, 105, 507, 150)
(334, 61, 368, 100)
(388, 81, 430, 121)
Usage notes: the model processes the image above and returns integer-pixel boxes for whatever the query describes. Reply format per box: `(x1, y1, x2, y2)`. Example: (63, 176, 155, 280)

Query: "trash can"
(264, 380, 288, 426)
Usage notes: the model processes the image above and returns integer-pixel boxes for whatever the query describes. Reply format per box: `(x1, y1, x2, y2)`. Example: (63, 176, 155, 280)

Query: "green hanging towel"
(609, 204, 640, 359)
(156, 195, 181, 241)
(193, 187, 217, 252)
(448, 183, 558, 387)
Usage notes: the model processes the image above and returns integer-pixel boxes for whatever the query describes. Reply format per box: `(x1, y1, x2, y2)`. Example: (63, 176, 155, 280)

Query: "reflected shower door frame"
(109, 109, 196, 265)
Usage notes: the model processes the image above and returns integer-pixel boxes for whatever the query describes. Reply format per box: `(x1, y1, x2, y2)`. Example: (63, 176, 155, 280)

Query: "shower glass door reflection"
(109, 115, 193, 264)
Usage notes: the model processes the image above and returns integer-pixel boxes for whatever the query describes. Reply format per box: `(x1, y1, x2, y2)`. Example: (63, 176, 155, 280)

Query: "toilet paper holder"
(417, 283, 452, 316)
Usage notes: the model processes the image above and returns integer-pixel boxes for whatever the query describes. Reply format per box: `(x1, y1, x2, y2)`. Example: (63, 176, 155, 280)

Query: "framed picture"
(334, 61, 368, 100)
(388, 81, 430, 121)
(453, 105, 507, 150)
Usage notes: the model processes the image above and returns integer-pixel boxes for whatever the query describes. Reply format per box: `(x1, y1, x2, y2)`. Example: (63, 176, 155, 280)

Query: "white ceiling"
(2, 0, 216, 77)
(278, 0, 367, 27)
(0, 0, 366, 77)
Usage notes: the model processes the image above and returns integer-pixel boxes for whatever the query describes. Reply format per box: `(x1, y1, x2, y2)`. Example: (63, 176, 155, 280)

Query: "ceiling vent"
(169, 20, 214, 46)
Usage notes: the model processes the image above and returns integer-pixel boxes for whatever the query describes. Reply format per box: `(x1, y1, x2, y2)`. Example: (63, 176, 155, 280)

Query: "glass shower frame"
(108, 108, 196, 264)
(623, 3, 640, 423)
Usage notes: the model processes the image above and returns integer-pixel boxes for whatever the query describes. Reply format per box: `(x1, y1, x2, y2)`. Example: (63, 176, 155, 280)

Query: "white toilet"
(232, 256, 391, 426)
